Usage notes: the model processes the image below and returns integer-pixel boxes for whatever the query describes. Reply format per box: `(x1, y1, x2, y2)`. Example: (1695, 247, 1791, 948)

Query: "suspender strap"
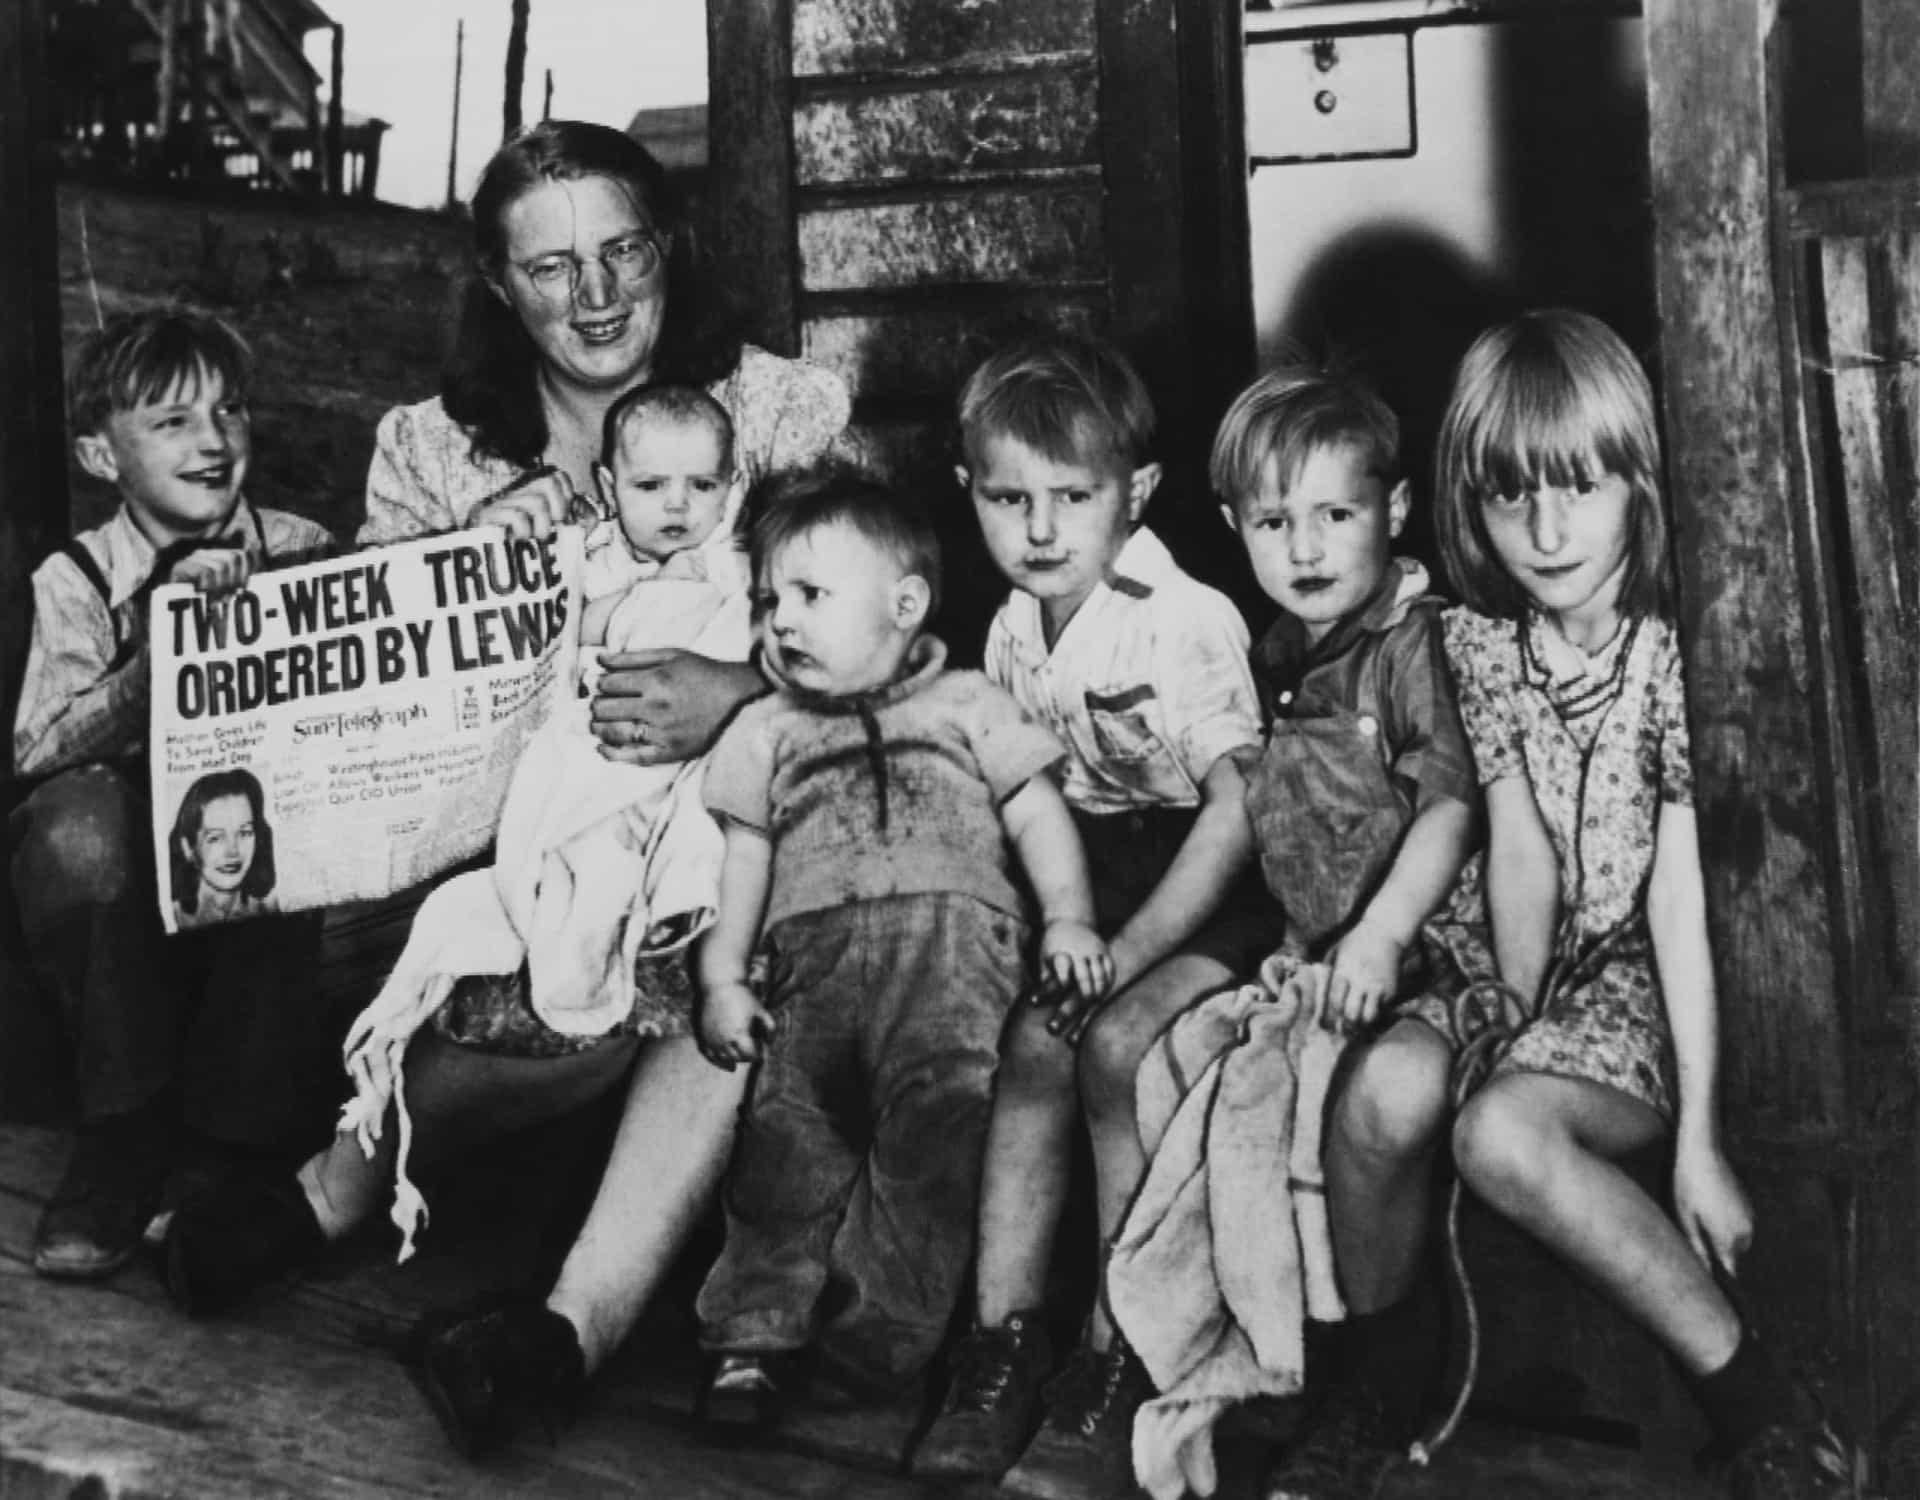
(59, 538, 114, 611)
(57, 538, 134, 663)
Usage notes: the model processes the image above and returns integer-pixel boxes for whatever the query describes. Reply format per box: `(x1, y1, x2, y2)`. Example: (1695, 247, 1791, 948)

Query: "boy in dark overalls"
(1212, 363, 1482, 1498)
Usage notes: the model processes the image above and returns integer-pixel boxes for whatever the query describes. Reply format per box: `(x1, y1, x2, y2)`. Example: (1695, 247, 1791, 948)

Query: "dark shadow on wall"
(1272, 226, 1515, 595)
(1257, 15, 1657, 607)
(1493, 16, 1655, 358)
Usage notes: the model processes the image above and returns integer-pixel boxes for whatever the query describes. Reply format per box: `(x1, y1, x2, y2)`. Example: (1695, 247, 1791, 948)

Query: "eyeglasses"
(514, 232, 666, 304)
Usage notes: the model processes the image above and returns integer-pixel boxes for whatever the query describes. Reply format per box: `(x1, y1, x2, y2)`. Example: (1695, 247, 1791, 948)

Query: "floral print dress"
(1406, 607, 1696, 1119)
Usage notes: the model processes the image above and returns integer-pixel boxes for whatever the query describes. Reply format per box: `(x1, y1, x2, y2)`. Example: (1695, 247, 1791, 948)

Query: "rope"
(1390, 922, 1633, 1481)
(1402, 974, 1537, 1470)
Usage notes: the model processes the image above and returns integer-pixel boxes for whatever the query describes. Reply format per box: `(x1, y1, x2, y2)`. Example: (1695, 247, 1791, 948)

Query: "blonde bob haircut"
(1435, 308, 1671, 621)
(1209, 363, 1400, 513)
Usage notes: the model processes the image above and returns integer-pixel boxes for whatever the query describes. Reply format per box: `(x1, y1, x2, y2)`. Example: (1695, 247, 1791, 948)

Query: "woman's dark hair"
(443, 120, 743, 469)
(169, 769, 276, 914)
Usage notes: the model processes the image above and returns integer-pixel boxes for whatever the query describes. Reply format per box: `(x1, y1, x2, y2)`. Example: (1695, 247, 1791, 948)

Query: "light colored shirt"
(358, 346, 851, 545)
(13, 501, 334, 776)
(984, 526, 1262, 815)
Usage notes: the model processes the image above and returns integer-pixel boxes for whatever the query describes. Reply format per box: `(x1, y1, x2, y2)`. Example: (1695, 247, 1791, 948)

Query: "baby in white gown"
(340, 386, 751, 1255)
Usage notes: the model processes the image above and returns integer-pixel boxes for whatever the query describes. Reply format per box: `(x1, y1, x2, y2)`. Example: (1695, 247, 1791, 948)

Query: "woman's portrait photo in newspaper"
(168, 768, 280, 930)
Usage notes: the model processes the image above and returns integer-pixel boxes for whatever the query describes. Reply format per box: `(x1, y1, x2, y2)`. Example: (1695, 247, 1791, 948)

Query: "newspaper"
(148, 526, 584, 933)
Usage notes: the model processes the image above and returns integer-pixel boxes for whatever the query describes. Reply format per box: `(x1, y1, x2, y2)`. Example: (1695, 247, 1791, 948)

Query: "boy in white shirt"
(913, 333, 1276, 1496)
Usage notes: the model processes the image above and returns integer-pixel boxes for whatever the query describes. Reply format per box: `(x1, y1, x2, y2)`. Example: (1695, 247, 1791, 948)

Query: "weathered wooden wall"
(1648, 0, 1918, 1455)
(1782, 177, 1920, 1470)
(708, 0, 1254, 652)
(0, 0, 69, 778)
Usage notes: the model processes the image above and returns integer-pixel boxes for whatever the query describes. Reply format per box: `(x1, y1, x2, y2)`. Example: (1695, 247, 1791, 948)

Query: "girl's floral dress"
(1403, 607, 1695, 1119)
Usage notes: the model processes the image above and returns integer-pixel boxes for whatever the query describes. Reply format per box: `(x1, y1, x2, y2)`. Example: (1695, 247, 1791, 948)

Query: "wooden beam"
(1173, 0, 1254, 438)
(1646, 0, 1850, 1134)
(0, 0, 70, 778)
(1646, 0, 1891, 1431)
(707, 0, 799, 355)
(1096, 0, 1238, 588)
(1095, 0, 1188, 408)
(1785, 174, 1920, 241)
(329, 23, 345, 196)
(1244, 0, 1640, 38)
(1863, 0, 1920, 175)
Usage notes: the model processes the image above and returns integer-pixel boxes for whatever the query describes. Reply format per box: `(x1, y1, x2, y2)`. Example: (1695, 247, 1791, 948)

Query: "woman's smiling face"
(186, 793, 257, 895)
(492, 174, 668, 394)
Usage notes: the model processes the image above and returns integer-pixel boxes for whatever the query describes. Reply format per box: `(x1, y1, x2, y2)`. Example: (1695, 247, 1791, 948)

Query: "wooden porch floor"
(0, 1122, 1721, 1500)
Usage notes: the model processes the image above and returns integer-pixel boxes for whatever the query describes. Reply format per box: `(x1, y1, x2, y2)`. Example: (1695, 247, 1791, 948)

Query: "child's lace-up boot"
(1000, 1336, 1155, 1500)
(911, 1311, 1054, 1478)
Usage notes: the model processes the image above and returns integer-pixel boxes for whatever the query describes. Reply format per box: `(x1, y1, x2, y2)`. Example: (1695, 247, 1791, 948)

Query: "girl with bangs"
(1407, 309, 1846, 1500)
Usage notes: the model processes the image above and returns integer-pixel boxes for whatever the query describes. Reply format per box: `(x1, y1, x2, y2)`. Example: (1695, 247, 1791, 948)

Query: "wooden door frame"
(0, 0, 70, 778)
(1646, 0, 1905, 1434)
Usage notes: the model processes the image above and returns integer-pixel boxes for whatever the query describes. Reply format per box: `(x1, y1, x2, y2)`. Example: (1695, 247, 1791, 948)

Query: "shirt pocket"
(1085, 686, 1170, 764)
(1247, 706, 1412, 948)
(1084, 686, 1187, 798)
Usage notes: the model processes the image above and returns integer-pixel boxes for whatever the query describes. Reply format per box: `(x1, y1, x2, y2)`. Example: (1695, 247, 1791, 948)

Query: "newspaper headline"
(149, 526, 583, 932)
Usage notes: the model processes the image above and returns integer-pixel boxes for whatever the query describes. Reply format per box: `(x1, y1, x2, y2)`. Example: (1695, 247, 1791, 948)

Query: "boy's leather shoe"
(1001, 1338, 1154, 1500)
(417, 1297, 586, 1457)
(910, 1311, 1053, 1478)
(33, 1118, 169, 1281)
(164, 1168, 323, 1316)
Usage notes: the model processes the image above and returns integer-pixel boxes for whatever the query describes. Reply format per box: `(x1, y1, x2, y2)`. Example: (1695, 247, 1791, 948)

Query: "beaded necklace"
(1519, 610, 1640, 753)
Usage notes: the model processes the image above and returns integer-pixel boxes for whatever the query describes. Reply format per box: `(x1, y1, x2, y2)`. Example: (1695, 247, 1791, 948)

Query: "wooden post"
(706, 0, 797, 355)
(306, 70, 322, 190)
(359, 129, 381, 199)
(0, 0, 70, 776)
(445, 18, 464, 211)
(503, 0, 529, 140)
(155, 0, 181, 155)
(1645, 0, 1871, 1421)
(327, 22, 345, 196)
(542, 68, 553, 123)
(1094, 0, 1252, 585)
(1863, 0, 1920, 175)
(186, 0, 207, 180)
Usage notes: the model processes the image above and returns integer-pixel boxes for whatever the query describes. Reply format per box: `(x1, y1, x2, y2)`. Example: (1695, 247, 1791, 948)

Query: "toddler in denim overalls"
(691, 470, 1107, 1424)
(1214, 364, 1488, 1494)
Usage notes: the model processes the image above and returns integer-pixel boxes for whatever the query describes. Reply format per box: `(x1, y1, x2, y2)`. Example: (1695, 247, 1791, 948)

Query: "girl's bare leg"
(1452, 1071, 1741, 1375)
(299, 1030, 641, 1238)
(1325, 1019, 1453, 1314)
(545, 1033, 747, 1374)
(1077, 953, 1233, 1348)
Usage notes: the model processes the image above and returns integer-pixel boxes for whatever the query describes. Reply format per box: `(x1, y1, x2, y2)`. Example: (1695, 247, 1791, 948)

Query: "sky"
(303, 0, 708, 209)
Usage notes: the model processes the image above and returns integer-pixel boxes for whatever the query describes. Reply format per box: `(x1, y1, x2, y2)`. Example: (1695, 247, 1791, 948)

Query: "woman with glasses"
(163, 121, 849, 1456)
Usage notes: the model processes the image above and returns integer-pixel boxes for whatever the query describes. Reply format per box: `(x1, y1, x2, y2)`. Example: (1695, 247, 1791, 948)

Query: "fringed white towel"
(1108, 960, 1351, 1500)
(337, 526, 750, 1260)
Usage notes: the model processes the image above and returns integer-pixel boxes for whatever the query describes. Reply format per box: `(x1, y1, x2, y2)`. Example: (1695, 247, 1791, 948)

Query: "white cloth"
(1108, 963, 1350, 1500)
(337, 525, 751, 1259)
